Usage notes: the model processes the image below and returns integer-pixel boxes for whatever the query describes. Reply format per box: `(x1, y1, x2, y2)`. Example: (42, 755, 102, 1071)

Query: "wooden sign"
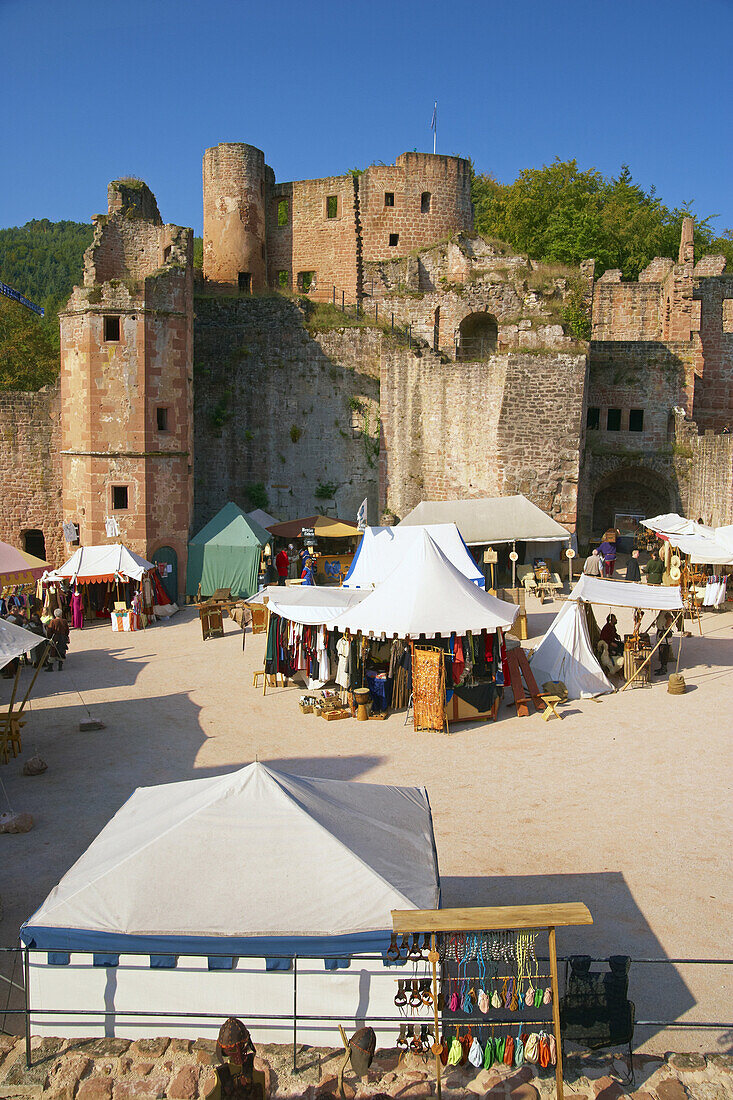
(483, 549, 498, 564)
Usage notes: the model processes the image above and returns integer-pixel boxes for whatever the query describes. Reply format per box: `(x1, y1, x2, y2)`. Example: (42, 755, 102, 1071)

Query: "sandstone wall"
(691, 276, 733, 431)
(202, 143, 269, 289)
(267, 176, 359, 301)
(0, 386, 64, 566)
(380, 349, 586, 531)
(193, 297, 380, 529)
(681, 427, 733, 526)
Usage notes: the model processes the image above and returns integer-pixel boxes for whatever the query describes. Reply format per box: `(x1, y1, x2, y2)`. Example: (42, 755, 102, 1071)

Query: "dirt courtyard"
(1, 594, 731, 1055)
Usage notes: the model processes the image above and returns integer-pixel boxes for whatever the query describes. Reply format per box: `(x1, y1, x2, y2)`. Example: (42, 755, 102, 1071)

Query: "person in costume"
(204, 1018, 264, 1100)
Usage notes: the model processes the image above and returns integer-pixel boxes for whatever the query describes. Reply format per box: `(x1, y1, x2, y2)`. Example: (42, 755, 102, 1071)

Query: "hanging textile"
(412, 646, 446, 733)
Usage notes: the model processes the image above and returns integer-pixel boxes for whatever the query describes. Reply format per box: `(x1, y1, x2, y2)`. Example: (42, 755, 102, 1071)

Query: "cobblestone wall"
(0, 385, 63, 566)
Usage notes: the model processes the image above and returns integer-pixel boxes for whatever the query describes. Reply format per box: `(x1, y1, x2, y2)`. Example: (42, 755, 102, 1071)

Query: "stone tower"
(202, 143, 271, 290)
(59, 180, 194, 597)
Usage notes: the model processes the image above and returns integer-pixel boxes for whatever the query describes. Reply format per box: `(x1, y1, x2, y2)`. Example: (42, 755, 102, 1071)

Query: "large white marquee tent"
(342, 524, 483, 588)
(21, 763, 439, 1043)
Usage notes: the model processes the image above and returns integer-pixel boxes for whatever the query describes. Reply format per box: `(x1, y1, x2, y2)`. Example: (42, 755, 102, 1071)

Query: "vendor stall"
(267, 515, 361, 584)
(45, 544, 162, 629)
(331, 531, 518, 730)
(21, 762, 439, 1044)
(530, 575, 684, 700)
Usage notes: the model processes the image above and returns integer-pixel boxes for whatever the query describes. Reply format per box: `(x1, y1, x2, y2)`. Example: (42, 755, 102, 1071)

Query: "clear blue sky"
(3, 0, 732, 236)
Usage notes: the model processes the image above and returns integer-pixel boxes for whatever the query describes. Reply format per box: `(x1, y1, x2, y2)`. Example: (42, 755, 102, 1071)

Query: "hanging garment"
(336, 636, 350, 688)
(468, 1037, 483, 1068)
(447, 1037, 462, 1066)
(453, 636, 465, 683)
(71, 591, 84, 630)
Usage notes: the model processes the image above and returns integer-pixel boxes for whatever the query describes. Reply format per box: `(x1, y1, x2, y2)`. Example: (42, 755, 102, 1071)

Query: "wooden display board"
(391, 902, 593, 1100)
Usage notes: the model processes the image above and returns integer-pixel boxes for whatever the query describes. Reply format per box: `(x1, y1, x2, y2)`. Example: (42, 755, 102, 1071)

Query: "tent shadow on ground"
(440, 873, 693, 1047)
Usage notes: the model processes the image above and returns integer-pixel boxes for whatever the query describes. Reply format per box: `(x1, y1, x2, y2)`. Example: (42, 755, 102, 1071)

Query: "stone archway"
(457, 311, 498, 359)
(591, 466, 673, 537)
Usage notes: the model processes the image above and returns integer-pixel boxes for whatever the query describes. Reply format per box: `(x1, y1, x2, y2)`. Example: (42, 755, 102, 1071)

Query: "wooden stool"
(252, 670, 284, 688)
(539, 694, 563, 721)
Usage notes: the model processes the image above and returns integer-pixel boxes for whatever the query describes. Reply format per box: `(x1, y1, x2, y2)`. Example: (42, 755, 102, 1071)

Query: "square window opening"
(277, 270, 289, 288)
(384, 192, 394, 207)
(629, 408, 644, 432)
(277, 199, 289, 227)
(156, 407, 169, 432)
(326, 195, 338, 219)
(586, 406, 600, 430)
(606, 407, 622, 432)
(298, 271, 315, 292)
(112, 485, 128, 511)
(163, 245, 172, 264)
(421, 191, 432, 213)
(103, 316, 120, 342)
(389, 233, 399, 248)
(238, 272, 251, 293)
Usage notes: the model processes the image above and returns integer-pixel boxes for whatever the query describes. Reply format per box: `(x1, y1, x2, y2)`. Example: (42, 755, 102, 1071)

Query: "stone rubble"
(0, 1038, 730, 1100)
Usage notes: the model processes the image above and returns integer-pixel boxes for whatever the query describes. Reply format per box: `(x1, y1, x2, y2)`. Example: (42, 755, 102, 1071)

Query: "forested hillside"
(471, 159, 733, 279)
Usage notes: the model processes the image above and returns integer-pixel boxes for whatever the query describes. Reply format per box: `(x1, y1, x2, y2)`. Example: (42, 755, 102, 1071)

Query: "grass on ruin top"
(303, 301, 376, 334)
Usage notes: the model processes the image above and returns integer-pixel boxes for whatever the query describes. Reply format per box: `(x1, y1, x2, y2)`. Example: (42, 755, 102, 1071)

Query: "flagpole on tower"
(431, 101, 437, 154)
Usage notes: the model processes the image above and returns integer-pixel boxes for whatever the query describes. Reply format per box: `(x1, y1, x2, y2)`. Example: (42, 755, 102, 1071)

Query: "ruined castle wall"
(88, 219, 167, 285)
(682, 430, 733, 526)
(691, 276, 733, 431)
(360, 154, 473, 264)
(587, 341, 695, 445)
(193, 297, 380, 529)
(0, 385, 64, 566)
(380, 349, 586, 529)
(267, 176, 359, 300)
(591, 279, 662, 340)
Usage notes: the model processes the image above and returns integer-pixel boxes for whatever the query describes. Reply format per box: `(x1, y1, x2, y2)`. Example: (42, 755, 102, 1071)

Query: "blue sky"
(3, 0, 732, 236)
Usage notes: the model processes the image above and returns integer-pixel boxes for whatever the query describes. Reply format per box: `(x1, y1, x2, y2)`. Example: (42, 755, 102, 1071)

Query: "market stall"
(186, 502, 271, 601)
(641, 513, 733, 625)
(21, 762, 439, 1044)
(0, 541, 48, 617)
(266, 515, 361, 584)
(530, 575, 684, 699)
(331, 531, 519, 730)
(45, 544, 163, 630)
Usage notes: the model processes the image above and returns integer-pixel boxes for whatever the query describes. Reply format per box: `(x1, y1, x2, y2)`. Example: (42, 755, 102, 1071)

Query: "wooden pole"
(620, 632, 667, 691)
(17, 642, 52, 712)
(7, 659, 22, 715)
(262, 606, 270, 697)
(430, 933, 442, 1100)
(548, 926, 564, 1100)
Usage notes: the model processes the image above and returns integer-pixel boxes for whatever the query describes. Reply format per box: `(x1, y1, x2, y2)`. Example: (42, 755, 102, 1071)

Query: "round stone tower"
(203, 143, 268, 290)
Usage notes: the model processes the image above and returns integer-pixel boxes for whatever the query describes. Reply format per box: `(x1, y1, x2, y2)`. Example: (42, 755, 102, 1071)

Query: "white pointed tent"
(331, 530, 518, 638)
(22, 763, 439, 1041)
(530, 600, 613, 700)
(342, 524, 483, 588)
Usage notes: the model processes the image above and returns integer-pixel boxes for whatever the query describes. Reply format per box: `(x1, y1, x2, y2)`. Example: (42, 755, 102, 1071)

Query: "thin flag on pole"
(430, 101, 437, 154)
(357, 498, 368, 530)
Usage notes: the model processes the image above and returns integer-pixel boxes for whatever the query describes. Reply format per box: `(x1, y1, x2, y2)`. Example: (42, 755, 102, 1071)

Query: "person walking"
(583, 548, 603, 577)
(643, 549, 665, 586)
(597, 537, 617, 577)
(625, 549, 642, 583)
(275, 547, 289, 586)
(46, 608, 70, 671)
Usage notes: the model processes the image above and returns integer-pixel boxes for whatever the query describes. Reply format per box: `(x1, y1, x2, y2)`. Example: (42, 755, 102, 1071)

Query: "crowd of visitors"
(1, 589, 72, 678)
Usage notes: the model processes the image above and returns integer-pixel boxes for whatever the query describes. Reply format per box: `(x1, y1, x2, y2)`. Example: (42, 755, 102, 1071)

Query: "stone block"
(78, 1078, 114, 1100)
(706, 1054, 733, 1072)
(592, 1079, 624, 1100)
(167, 1065, 200, 1099)
(113, 1074, 170, 1100)
(129, 1039, 170, 1060)
(76, 1039, 132, 1059)
(668, 1053, 706, 1072)
(167, 1040, 192, 1055)
(654, 1081, 688, 1100)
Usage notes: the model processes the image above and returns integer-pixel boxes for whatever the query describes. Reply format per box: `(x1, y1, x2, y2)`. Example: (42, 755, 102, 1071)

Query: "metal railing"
(2, 946, 731, 1071)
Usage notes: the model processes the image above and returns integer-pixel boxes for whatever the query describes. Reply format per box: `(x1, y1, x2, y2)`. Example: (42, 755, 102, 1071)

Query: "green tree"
(0, 295, 59, 390)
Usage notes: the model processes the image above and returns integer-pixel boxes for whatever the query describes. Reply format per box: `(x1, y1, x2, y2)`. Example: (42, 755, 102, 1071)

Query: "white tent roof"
(248, 508, 280, 530)
(343, 524, 483, 588)
(0, 618, 46, 670)
(331, 530, 518, 638)
(569, 574, 683, 611)
(642, 513, 716, 539)
(530, 600, 613, 700)
(248, 585, 367, 625)
(47, 544, 155, 583)
(22, 763, 439, 950)
(398, 495, 570, 546)
(641, 513, 733, 565)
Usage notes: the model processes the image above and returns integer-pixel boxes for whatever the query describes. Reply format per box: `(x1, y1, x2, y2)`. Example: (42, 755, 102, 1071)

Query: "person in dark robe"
(600, 613, 623, 657)
(625, 549, 641, 583)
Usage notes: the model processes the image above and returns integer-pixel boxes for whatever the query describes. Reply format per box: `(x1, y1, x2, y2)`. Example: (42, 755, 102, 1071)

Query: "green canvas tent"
(186, 503, 271, 599)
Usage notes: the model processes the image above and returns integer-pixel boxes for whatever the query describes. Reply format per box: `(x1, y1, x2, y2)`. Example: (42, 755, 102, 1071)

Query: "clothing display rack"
(391, 903, 593, 1100)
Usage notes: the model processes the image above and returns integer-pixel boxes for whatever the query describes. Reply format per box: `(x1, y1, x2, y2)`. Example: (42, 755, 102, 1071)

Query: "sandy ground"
(0, 589, 731, 1054)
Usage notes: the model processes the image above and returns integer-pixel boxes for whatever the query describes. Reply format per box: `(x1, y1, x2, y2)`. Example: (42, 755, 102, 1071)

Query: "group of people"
(2, 601, 71, 675)
(583, 539, 666, 586)
(263, 544, 318, 587)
